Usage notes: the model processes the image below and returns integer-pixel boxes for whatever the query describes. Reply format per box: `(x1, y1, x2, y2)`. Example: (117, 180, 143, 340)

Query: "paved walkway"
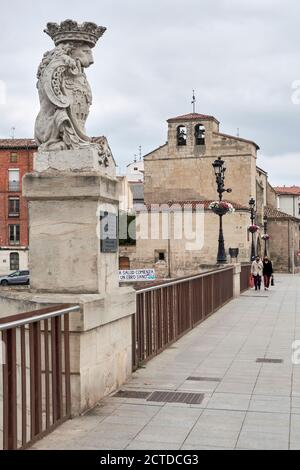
(33, 274, 300, 450)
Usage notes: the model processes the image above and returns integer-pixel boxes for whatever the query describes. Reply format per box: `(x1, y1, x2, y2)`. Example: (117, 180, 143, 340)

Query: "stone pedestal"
(23, 146, 119, 294)
(233, 263, 241, 298)
(14, 144, 136, 414)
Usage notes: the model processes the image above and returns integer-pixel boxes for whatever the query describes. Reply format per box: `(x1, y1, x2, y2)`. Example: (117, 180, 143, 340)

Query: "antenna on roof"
(237, 128, 240, 137)
(191, 90, 196, 113)
(134, 154, 138, 163)
(139, 145, 142, 161)
(10, 127, 16, 139)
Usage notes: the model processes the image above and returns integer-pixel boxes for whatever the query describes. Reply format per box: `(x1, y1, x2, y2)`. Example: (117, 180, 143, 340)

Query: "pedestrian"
(251, 256, 263, 291)
(263, 256, 273, 291)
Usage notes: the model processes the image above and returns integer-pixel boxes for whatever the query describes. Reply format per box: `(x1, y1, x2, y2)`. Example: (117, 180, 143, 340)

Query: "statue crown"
(45, 19, 106, 48)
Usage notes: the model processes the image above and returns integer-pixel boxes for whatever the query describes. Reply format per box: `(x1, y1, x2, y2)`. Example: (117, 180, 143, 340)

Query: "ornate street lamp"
(249, 197, 256, 261)
(212, 157, 232, 264)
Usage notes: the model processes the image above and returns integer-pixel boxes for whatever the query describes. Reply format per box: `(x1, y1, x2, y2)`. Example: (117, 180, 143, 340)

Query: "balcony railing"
(8, 182, 20, 192)
(0, 304, 80, 450)
(9, 240, 20, 246)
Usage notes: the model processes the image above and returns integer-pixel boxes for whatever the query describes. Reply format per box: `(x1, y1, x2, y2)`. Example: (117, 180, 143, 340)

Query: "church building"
(119, 112, 300, 277)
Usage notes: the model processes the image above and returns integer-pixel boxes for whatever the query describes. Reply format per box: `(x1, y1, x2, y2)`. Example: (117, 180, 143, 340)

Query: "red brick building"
(0, 139, 36, 274)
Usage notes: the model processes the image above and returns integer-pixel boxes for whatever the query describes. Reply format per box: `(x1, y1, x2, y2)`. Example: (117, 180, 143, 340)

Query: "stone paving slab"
(236, 412, 290, 450)
(32, 274, 300, 450)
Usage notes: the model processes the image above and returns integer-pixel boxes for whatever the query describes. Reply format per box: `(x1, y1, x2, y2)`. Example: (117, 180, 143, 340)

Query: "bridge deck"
(32, 274, 300, 450)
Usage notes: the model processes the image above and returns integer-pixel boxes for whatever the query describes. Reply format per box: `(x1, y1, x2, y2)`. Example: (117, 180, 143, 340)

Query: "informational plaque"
(119, 269, 156, 282)
(100, 211, 118, 253)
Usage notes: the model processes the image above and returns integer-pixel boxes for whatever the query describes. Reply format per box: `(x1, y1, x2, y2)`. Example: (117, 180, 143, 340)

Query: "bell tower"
(167, 113, 220, 157)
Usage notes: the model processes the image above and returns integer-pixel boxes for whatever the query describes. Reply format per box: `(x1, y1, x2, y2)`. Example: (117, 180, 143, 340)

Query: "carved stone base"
(34, 143, 115, 178)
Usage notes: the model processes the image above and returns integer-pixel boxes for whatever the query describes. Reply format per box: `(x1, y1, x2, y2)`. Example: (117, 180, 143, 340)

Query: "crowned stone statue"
(35, 20, 106, 153)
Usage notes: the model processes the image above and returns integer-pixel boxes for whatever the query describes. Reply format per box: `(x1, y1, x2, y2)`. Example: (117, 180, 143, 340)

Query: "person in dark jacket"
(263, 257, 273, 290)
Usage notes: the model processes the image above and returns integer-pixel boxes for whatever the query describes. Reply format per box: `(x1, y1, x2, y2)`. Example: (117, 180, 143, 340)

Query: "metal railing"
(240, 264, 251, 293)
(132, 266, 234, 370)
(0, 304, 80, 450)
(8, 182, 20, 192)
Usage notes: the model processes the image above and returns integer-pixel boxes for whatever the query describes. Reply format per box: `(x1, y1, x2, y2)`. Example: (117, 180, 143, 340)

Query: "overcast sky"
(0, 0, 300, 185)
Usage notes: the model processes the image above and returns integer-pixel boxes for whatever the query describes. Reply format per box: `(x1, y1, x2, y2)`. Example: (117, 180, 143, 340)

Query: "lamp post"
(249, 197, 256, 261)
(212, 157, 232, 264)
(263, 215, 268, 257)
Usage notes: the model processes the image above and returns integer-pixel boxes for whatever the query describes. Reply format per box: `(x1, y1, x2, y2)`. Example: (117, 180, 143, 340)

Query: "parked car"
(0, 270, 30, 286)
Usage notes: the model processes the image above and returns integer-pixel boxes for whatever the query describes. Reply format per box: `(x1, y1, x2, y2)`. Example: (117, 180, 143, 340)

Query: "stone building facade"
(120, 112, 259, 276)
(120, 201, 250, 277)
(144, 113, 258, 207)
(0, 139, 36, 274)
(119, 112, 300, 277)
(264, 206, 300, 273)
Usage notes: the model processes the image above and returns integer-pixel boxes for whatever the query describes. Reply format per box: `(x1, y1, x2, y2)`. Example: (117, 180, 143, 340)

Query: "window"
(155, 250, 166, 262)
(177, 125, 187, 146)
(9, 271, 21, 277)
(10, 252, 19, 271)
(8, 197, 20, 217)
(119, 257, 130, 270)
(8, 169, 20, 192)
(9, 225, 20, 245)
(10, 153, 18, 163)
(195, 124, 205, 145)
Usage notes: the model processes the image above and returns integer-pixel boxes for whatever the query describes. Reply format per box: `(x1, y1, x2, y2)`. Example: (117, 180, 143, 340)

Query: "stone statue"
(35, 20, 106, 152)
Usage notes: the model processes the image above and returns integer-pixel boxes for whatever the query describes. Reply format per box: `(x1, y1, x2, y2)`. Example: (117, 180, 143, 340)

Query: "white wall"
(117, 176, 134, 212)
(278, 195, 299, 218)
(127, 160, 144, 182)
(0, 250, 28, 275)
